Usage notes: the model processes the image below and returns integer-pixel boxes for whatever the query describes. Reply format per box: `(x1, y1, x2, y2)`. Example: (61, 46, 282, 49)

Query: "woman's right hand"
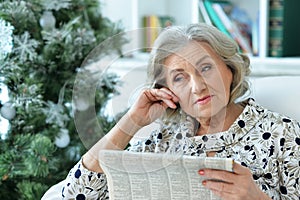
(82, 88, 179, 173)
(127, 87, 179, 127)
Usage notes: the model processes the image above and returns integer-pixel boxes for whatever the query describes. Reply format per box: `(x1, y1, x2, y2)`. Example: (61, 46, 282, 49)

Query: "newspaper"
(99, 150, 234, 200)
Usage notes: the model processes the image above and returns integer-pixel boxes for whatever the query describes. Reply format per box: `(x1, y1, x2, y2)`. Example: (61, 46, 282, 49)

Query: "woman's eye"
(173, 74, 184, 82)
(201, 65, 212, 73)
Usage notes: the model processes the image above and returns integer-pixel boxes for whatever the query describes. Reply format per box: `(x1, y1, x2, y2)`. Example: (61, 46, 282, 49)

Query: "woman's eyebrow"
(169, 68, 184, 75)
(168, 55, 210, 76)
(195, 55, 209, 67)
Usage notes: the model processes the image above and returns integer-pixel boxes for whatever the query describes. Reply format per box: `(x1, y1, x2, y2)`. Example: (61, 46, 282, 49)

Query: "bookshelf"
(100, 0, 300, 76)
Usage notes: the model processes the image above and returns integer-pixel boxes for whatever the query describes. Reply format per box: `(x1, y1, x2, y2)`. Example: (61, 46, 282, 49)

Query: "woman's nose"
(190, 74, 206, 94)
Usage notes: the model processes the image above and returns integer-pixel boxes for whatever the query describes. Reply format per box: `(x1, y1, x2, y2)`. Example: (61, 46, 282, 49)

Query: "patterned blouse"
(62, 98, 300, 199)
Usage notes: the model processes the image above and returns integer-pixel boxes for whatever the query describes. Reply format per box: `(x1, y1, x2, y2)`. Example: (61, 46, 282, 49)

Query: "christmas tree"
(0, 0, 126, 199)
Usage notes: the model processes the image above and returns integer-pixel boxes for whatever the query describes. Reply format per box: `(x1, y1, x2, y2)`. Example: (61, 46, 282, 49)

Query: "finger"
(159, 88, 179, 102)
(160, 98, 177, 109)
(155, 89, 179, 108)
(145, 89, 178, 109)
(199, 169, 235, 184)
(145, 89, 173, 101)
(232, 161, 250, 175)
(203, 179, 235, 195)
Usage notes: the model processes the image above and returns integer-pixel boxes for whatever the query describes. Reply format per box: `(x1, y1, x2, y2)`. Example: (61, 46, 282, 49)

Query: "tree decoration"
(39, 11, 56, 31)
(0, 102, 16, 120)
(73, 95, 90, 111)
(0, 18, 14, 60)
(42, 101, 69, 127)
(41, 0, 71, 11)
(13, 31, 39, 62)
(0, 0, 126, 199)
(54, 128, 70, 148)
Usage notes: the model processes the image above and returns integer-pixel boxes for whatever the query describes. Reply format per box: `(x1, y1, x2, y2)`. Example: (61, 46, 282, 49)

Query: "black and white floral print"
(62, 99, 300, 199)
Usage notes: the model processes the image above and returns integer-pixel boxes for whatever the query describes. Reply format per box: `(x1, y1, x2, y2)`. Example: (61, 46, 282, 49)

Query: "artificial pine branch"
(0, 0, 126, 199)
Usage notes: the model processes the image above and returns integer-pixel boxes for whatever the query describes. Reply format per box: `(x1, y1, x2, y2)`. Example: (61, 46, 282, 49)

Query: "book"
(268, 0, 300, 57)
(251, 12, 259, 56)
(198, 0, 212, 25)
(203, 0, 231, 38)
(99, 150, 234, 200)
(142, 15, 174, 52)
(211, 2, 252, 54)
(143, 15, 160, 52)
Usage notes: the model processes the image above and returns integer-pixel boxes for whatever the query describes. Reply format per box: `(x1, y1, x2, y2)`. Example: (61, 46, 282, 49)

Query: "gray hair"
(147, 23, 251, 104)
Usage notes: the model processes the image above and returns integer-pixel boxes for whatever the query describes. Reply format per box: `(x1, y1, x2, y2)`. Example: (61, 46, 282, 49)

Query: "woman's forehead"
(164, 42, 214, 66)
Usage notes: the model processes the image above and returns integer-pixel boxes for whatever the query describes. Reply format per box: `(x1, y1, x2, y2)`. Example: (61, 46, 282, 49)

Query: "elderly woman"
(62, 23, 300, 199)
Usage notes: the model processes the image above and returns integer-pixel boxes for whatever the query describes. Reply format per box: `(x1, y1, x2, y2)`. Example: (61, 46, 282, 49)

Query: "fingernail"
(202, 180, 207, 186)
(198, 170, 204, 175)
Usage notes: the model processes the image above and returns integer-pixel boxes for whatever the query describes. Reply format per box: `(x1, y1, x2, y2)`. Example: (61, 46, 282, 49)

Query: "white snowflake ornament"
(0, 18, 14, 60)
(13, 31, 39, 62)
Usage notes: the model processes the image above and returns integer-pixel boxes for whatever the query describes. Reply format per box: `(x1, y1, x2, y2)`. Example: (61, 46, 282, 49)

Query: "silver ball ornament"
(0, 102, 16, 120)
(74, 96, 90, 111)
(55, 129, 70, 148)
(39, 11, 56, 31)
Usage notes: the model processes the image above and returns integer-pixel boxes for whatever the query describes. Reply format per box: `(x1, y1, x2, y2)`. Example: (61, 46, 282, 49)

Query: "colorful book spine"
(143, 16, 174, 52)
(268, 0, 284, 57)
(203, 0, 231, 38)
(251, 13, 259, 56)
(212, 2, 252, 54)
(143, 15, 160, 52)
(268, 0, 300, 57)
(198, 0, 212, 25)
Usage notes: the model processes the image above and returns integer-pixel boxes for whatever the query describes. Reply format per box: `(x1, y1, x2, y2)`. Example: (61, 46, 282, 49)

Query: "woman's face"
(164, 41, 233, 120)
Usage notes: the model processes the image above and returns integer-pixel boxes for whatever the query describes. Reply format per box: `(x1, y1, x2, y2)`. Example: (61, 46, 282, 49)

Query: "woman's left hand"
(198, 162, 271, 200)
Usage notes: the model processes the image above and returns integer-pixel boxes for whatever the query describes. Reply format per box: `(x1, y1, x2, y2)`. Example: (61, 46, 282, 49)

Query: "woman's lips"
(195, 95, 212, 105)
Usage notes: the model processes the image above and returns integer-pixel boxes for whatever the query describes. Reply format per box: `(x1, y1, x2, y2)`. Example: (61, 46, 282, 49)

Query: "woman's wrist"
(257, 187, 272, 200)
(82, 152, 103, 172)
(261, 193, 272, 200)
(116, 112, 143, 136)
(80, 112, 143, 173)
